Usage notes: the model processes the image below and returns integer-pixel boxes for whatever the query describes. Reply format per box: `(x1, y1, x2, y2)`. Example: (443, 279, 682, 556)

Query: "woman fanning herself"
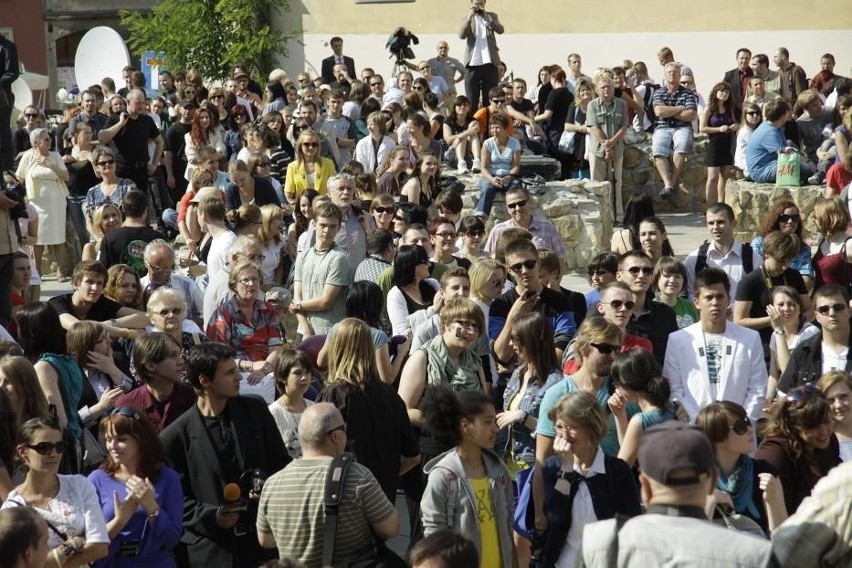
(756, 385, 842, 513)
(317, 318, 420, 502)
(420, 386, 516, 568)
(818, 372, 852, 462)
(765, 286, 819, 403)
(653, 257, 699, 329)
(699, 82, 738, 205)
(608, 349, 677, 467)
(1, 417, 109, 566)
(400, 152, 439, 209)
(88, 408, 183, 567)
(697, 401, 787, 535)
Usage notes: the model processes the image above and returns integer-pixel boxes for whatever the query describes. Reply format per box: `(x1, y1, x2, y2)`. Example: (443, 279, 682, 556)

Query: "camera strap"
(322, 452, 354, 567)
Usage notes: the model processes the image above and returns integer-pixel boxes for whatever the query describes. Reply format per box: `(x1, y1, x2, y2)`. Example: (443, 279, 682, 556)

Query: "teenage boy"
(319, 91, 356, 164)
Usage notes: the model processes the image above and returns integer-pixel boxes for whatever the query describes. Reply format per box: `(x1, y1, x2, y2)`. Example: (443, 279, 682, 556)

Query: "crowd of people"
(0, 3, 851, 567)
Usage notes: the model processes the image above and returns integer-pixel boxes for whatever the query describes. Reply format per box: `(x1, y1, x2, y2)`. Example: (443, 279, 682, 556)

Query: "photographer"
(0, 169, 23, 329)
(458, 0, 504, 110)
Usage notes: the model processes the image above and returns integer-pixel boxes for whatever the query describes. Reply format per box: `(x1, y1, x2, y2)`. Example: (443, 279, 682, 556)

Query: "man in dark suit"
(321, 37, 356, 86)
(723, 47, 753, 117)
(161, 342, 290, 568)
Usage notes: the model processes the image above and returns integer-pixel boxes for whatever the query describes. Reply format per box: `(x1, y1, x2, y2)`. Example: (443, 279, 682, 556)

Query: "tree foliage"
(120, 0, 291, 81)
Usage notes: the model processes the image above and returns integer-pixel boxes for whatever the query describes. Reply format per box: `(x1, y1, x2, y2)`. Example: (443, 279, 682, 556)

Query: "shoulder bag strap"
(323, 452, 355, 568)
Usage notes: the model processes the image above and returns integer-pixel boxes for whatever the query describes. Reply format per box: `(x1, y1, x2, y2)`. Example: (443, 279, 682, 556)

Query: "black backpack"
(641, 82, 661, 133)
(694, 241, 755, 275)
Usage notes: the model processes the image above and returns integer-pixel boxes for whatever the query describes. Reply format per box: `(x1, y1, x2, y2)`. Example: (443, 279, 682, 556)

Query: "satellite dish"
(10, 77, 32, 110)
(74, 27, 131, 92)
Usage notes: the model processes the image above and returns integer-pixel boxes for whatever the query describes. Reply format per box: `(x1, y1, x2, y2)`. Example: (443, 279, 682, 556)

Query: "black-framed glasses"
(785, 384, 823, 405)
(326, 424, 346, 436)
(507, 200, 527, 210)
(778, 213, 801, 224)
(370, 82, 383, 87)
(302, 142, 318, 148)
(24, 113, 39, 118)
(27, 441, 66, 455)
(588, 268, 611, 277)
(730, 415, 751, 435)
(590, 342, 621, 356)
(508, 259, 537, 273)
(606, 299, 636, 311)
(491, 98, 505, 104)
(97, 159, 115, 167)
(373, 206, 393, 214)
(112, 406, 141, 419)
(816, 302, 847, 315)
(626, 266, 654, 276)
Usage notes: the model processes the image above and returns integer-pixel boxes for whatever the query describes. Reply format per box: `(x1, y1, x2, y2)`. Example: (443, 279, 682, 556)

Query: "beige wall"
(275, 1, 852, 98)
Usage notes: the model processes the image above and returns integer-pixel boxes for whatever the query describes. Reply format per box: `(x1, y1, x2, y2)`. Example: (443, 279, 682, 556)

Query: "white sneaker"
(471, 160, 481, 173)
(457, 162, 468, 174)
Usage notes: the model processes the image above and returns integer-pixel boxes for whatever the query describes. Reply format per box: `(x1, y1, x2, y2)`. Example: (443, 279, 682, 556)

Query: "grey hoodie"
(421, 447, 515, 568)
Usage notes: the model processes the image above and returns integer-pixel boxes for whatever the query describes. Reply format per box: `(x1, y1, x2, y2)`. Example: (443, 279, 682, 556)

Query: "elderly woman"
(146, 288, 207, 367)
(16, 127, 71, 281)
(84, 146, 137, 235)
(206, 260, 283, 377)
(354, 112, 396, 174)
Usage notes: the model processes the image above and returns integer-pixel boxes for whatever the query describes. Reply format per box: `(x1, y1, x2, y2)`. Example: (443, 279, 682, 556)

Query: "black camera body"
(385, 27, 420, 63)
(5, 183, 28, 221)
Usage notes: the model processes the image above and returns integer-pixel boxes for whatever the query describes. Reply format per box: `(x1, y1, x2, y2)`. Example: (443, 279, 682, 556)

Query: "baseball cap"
(638, 422, 714, 486)
(233, 70, 249, 80)
(265, 287, 292, 307)
(189, 186, 223, 204)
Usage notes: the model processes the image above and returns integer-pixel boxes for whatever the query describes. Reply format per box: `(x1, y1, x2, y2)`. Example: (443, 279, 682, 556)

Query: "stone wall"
(457, 176, 614, 270)
(724, 179, 824, 243)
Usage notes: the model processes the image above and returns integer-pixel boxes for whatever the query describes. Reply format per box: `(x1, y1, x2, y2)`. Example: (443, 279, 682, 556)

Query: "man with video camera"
(459, 0, 504, 110)
(0, 173, 21, 330)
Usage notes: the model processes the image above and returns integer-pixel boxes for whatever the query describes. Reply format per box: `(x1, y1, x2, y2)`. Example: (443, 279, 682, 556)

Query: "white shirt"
(556, 447, 606, 568)
(684, 240, 763, 304)
(822, 344, 849, 375)
(469, 14, 491, 66)
(206, 230, 237, 281)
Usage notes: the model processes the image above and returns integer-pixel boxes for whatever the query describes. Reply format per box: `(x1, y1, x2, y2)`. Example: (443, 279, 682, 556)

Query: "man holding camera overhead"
(459, 0, 504, 110)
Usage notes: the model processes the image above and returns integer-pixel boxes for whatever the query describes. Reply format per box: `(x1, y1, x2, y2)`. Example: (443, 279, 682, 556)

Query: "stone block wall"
(456, 176, 614, 269)
(724, 179, 824, 243)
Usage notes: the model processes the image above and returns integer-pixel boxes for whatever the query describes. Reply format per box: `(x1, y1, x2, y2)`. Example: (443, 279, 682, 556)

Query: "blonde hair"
(91, 203, 121, 240)
(574, 316, 621, 366)
(814, 197, 850, 236)
(548, 391, 608, 445)
(327, 318, 378, 388)
(257, 204, 283, 245)
(469, 258, 504, 302)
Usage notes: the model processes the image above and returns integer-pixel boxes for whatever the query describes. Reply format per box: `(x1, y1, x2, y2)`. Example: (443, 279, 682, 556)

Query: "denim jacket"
(500, 367, 563, 465)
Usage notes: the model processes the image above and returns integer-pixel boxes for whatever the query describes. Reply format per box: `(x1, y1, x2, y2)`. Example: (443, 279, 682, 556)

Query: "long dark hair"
(393, 244, 428, 287)
(623, 193, 656, 248)
(763, 387, 831, 462)
(100, 408, 165, 481)
(610, 349, 671, 409)
(421, 386, 493, 447)
(759, 199, 803, 239)
(708, 81, 736, 118)
(345, 281, 384, 329)
(512, 312, 559, 383)
(0, 389, 16, 477)
(17, 302, 66, 361)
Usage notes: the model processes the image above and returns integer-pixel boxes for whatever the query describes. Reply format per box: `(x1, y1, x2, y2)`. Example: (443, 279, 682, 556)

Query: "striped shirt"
(651, 85, 698, 129)
(256, 457, 395, 566)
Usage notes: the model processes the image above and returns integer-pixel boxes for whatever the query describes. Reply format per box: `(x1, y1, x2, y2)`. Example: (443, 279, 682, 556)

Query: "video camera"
(385, 27, 419, 63)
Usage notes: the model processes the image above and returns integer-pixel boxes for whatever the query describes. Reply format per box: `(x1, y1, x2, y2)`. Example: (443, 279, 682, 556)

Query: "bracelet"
(147, 508, 160, 520)
(773, 329, 786, 336)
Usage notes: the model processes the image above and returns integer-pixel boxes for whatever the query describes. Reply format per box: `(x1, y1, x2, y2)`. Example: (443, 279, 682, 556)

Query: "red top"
(813, 237, 852, 290)
(562, 333, 653, 375)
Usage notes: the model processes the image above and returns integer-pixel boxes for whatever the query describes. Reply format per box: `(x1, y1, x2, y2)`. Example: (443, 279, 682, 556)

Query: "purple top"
(88, 466, 183, 567)
(708, 111, 734, 128)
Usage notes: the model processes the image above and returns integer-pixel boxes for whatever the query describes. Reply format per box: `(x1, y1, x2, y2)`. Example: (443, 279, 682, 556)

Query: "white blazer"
(663, 321, 767, 422)
(354, 135, 396, 174)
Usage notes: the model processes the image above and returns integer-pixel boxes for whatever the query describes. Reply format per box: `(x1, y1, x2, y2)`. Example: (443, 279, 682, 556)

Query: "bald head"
(299, 403, 344, 450)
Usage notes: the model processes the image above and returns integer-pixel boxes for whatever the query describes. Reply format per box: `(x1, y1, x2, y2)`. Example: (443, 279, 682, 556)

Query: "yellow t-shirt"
(470, 476, 501, 568)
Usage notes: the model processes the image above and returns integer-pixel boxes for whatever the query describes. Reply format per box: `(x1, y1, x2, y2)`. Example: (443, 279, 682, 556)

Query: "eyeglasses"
(238, 277, 260, 285)
(156, 307, 182, 316)
(373, 206, 393, 214)
(24, 113, 39, 118)
(370, 82, 383, 87)
(785, 384, 823, 405)
(326, 423, 346, 436)
(590, 342, 621, 356)
(240, 253, 266, 262)
(588, 268, 611, 277)
(816, 302, 847, 315)
(507, 200, 527, 210)
(466, 230, 484, 238)
(606, 299, 636, 311)
(745, 111, 761, 116)
(508, 259, 537, 273)
(778, 213, 801, 224)
(302, 142, 318, 148)
(26, 441, 66, 455)
(491, 98, 505, 104)
(97, 160, 115, 167)
(112, 406, 141, 420)
(625, 266, 654, 276)
(434, 232, 457, 239)
(730, 415, 752, 435)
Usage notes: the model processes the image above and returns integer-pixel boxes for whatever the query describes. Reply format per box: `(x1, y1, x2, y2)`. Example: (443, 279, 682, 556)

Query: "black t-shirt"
(537, 83, 553, 115)
(100, 225, 166, 276)
(164, 122, 192, 162)
(509, 98, 535, 116)
(544, 87, 574, 132)
(628, 300, 679, 365)
(48, 293, 122, 322)
(735, 267, 807, 347)
(107, 114, 160, 166)
(489, 287, 580, 353)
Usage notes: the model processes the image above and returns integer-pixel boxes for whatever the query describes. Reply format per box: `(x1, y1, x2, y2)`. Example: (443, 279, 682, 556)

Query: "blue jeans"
(475, 176, 521, 216)
(162, 208, 179, 231)
(67, 195, 89, 246)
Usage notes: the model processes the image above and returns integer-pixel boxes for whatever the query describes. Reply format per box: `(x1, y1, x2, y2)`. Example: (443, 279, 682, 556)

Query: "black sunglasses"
(465, 230, 484, 238)
(785, 384, 823, 405)
(816, 302, 847, 315)
(745, 111, 761, 116)
(590, 342, 621, 356)
(606, 299, 635, 311)
(507, 200, 527, 210)
(508, 259, 537, 273)
(777, 213, 801, 224)
(626, 266, 654, 276)
(27, 441, 66, 455)
(730, 415, 751, 435)
(112, 406, 141, 419)
(588, 268, 611, 277)
(373, 206, 393, 214)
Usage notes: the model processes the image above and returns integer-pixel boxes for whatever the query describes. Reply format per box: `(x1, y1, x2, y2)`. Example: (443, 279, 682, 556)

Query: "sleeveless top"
(403, 280, 437, 316)
(639, 404, 678, 432)
(40, 353, 85, 438)
(813, 237, 852, 290)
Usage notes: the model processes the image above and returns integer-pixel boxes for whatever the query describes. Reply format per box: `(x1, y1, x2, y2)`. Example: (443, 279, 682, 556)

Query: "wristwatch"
(557, 469, 582, 484)
(294, 302, 303, 312)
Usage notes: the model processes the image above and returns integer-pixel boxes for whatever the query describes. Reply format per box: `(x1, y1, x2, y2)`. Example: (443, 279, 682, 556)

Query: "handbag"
(776, 151, 801, 186)
(712, 505, 767, 538)
(557, 131, 577, 154)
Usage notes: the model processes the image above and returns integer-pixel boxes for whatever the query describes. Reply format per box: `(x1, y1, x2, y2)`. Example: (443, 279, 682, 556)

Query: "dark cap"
(638, 422, 714, 486)
(233, 70, 249, 80)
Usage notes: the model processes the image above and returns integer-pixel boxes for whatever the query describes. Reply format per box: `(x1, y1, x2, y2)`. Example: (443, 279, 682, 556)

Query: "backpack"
(641, 82, 661, 133)
(694, 240, 754, 275)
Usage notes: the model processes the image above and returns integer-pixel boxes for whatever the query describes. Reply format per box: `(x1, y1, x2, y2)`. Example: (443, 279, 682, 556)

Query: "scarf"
(420, 335, 481, 392)
(717, 454, 761, 521)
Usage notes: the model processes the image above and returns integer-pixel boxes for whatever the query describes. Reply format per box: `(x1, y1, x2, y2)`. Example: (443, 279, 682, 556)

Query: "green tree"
(120, 0, 291, 81)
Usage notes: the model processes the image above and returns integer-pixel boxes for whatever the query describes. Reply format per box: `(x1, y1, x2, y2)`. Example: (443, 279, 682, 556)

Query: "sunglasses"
(370, 82, 383, 87)
(507, 200, 527, 210)
(508, 258, 537, 273)
(816, 302, 847, 315)
(778, 213, 801, 224)
(730, 415, 752, 435)
(27, 441, 66, 455)
(590, 342, 621, 356)
(588, 268, 611, 277)
(745, 111, 761, 116)
(373, 206, 393, 214)
(24, 113, 39, 118)
(466, 230, 484, 238)
(785, 384, 823, 405)
(491, 98, 505, 104)
(302, 142, 318, 148)
(112, 406, 141, 419)
(606, 299, 636, 311)
(156, 307, 182, 316)
(97, 160, 116, 167)
(625, 266, 654, 276)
